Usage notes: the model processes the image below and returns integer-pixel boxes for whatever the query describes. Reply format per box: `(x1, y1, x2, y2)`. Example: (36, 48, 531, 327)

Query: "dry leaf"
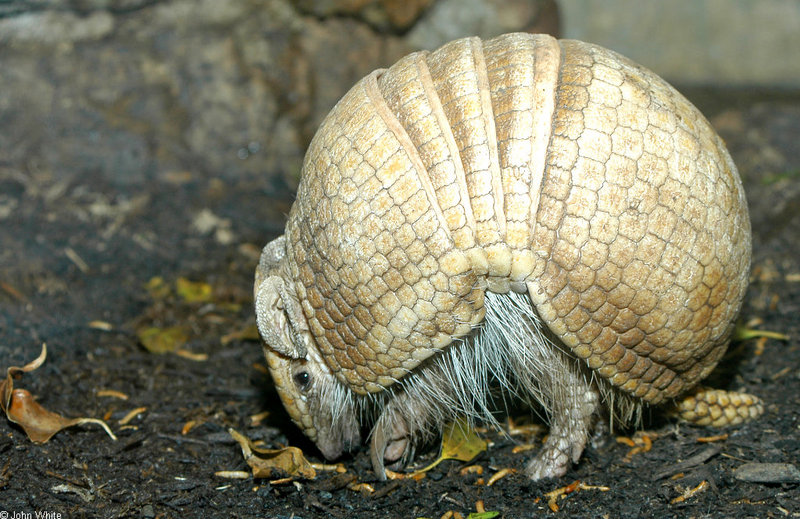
(228, 428, 317, 480)
(1, 344, 116, 443)
(137, 326, 189, 354)
(416, 419, 487, 474)
(176, 277, 213, 303)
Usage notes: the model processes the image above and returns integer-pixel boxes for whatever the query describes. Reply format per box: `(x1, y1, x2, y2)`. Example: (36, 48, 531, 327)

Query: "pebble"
(733, 462, 800, 483)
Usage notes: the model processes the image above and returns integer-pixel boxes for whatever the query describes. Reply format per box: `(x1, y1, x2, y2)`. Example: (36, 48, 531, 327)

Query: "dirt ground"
(1, 85, 799, 518)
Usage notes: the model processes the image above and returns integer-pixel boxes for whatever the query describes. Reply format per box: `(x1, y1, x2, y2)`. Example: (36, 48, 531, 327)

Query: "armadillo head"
(254, 236, 360, 460)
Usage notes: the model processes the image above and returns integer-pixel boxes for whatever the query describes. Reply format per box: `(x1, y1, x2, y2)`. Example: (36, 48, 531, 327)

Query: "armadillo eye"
(293, 370, 311, 391)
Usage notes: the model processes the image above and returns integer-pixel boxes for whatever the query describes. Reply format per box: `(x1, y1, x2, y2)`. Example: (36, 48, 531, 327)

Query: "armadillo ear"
(255, 275, 307, 359)
(255, 235, 287, 289)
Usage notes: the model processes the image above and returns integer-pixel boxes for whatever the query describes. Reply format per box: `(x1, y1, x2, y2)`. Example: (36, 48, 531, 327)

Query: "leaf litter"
(0, 344, 116, 443)
(414, 418, 488, 475)
(228, 428, 317, 481)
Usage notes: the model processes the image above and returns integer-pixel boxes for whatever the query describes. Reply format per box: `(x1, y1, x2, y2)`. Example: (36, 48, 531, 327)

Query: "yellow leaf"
(176, 277, 213, 303)
(145, 276, 171, 299)
(228, 428, 317, 480)
(137, 326, 189, 354)
(467, 513, 500, 519)
(416, 419, 487, 474)
(733, 320, 788, 341)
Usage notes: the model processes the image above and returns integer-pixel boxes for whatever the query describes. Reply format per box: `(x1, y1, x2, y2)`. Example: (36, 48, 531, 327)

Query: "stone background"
(2, 0, 796, 192)
(0, 0, 558, 191)
(559, 0, 800, 87)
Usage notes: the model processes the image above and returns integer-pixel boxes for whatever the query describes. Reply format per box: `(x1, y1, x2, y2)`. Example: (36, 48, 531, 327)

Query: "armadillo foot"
(524, 361, 600, 480)
(672, 387, 764, 427)
(526, 433, 579, 480)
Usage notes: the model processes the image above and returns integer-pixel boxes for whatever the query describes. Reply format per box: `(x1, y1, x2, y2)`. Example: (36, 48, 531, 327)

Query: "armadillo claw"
(673, 387, 764, 427)
(370, 415, 411, 480)
(370, 424, 388, 480)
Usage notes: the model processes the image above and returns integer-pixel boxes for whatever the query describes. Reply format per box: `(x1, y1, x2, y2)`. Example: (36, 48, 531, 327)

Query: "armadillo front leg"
(526, 354, 600, 479)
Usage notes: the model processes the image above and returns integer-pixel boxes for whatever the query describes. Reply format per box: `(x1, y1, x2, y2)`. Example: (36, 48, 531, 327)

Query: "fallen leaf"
(176, 277, 213, 303)
(467, 512, 500, 519)
(144, 276, 171, 299)
(1, 344, 116, 443)
(415, 419, 487, 474)
(733, 322, 788, 342)
(228, 428, 316, 480)
(137, 326, 189, 354)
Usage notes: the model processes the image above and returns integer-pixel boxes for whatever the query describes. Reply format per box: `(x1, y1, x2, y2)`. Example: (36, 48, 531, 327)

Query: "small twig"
(45, 470, 88, 488)
(156, 433, 209, 445)
(651, 445, 722, 481)
(64, 247, 90, 273)
(0, 281, 27, 302)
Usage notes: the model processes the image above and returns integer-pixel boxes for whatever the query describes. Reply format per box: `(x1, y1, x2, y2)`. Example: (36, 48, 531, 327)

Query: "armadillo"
(254, 33, 761, 480)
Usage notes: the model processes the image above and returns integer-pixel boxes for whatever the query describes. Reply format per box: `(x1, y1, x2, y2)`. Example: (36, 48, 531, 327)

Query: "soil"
(1, 89, 799, 518)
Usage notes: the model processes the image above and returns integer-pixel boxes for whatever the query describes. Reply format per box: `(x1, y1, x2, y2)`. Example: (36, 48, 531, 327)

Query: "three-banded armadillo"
(254, 33, 758, 480)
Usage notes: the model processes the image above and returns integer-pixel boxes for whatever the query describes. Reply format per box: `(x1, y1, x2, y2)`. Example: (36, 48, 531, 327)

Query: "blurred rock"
(0, 0, 558, 189)
(558, 0, 800, 87)
(407, 0, 558, 50)
(292, 0, 436, 31)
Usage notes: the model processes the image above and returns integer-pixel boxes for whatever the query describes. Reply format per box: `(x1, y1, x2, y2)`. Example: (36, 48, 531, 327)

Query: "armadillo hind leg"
(671, 387, 764, 427)
(482, 290, 602, 479)
(523, 349, 600, 479)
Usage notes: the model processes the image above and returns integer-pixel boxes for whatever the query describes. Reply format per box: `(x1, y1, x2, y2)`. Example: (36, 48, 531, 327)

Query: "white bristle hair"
(325, 290, 641, 462)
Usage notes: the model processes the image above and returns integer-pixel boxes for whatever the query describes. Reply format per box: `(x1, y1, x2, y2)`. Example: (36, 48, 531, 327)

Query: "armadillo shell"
(284, 33, 751, 403)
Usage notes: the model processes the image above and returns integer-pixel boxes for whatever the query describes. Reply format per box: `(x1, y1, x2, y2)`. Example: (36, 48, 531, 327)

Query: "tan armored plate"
(255, 33, 757, 480)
